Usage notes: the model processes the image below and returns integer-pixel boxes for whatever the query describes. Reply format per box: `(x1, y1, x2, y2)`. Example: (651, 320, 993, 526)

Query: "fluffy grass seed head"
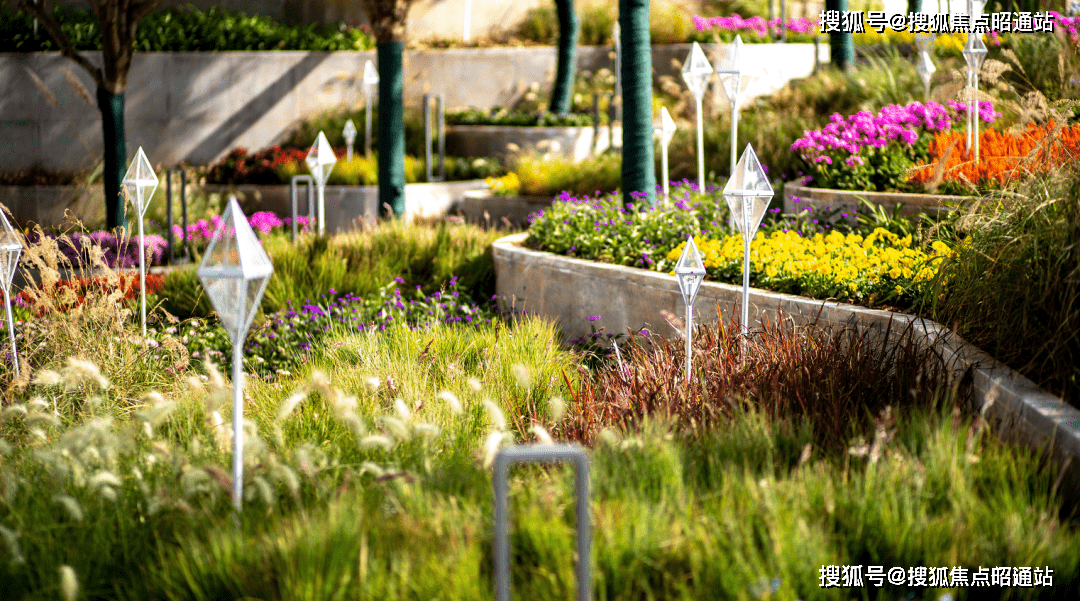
(530, 425, 554, 445)
(59, 565, 79, 601)
(276, 391, 307, 422)
(380, 416, 409, 440)
(467, 377, 482, 392)
(394, 398, 412, 422)
(549, 396, 566, 423)
(483, 399, 506, 431)
(438, 390, 462, 414)
(63, 358, 109, 390)
(483, 431, 508, 469)
(359, 434, 394, 451)
(511, 363, 532, 388)
(53, 495, 84, 522)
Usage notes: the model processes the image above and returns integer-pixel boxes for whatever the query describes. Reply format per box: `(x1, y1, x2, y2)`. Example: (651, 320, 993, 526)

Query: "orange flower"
(909, 121, 1080, 189)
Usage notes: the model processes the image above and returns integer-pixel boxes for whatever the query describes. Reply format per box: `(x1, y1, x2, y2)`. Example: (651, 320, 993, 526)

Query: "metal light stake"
(305, 132, 337, 235)
(681, 42, 713, 192)
(722, 144, 774, 339)
(343, 119, 357, 162)
(0, 210, 22, 377)
(197, 197, 274, 511)
(363, 60, 379, 158)
(654, 107, 677, 203)
(674, 236, 705, 382)
(122, 147, 159, 337)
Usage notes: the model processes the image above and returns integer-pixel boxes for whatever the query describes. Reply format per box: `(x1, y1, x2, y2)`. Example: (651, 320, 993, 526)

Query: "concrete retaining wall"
(493, 232, 1080, 500)
(0, 43, 827, 173)
(205, 179, 485, 233)
(445, 125, 621, 162)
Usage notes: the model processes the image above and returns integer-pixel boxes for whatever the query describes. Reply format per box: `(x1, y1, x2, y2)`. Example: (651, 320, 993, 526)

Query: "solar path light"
(122, 147, 159, 337)
(962, 29, 987, 162)
(715, 35, 748, 180)
(197, 196, 274, 511)
(363, 60, 379, 158)
(305, 132, 337, 235)
(654, 106, 677, 203)
(0, 210, 21, 377)
(681, 42, 713, 192)
(722, 144, 773, 338)
(674, 236, 706, 382)
(915, 34, 936, 102)
(343, 119, 357, 162)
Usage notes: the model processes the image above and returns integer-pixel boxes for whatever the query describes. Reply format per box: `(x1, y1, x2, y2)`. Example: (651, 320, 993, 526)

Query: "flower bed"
(910, 121, 1080, 193)
(23, 230, 168, 269)
(689, 14, 818, 43)
(525, 181, 953, 310)
(14, 272, 164, 317)
(174, 277, 498, 376)
(172, 211, 309, 252)
(666, 229, 950, 307)
(791, 100, 997, 193)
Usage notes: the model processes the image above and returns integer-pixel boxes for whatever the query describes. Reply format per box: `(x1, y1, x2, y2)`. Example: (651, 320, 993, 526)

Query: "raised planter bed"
(457, 189, 552, 227)
(203, 180, 486, 233)
(783, 180, 975, 223)
(492, 232, 1080, 501)
(445, 124, 621, 162)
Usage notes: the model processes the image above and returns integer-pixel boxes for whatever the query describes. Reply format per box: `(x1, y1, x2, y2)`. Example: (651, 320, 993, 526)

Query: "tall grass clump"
(916, 156, 1080, 407)
(511, 152, 622, 198)
(0, 223, 190, 395)
(559, 309, 964, 451)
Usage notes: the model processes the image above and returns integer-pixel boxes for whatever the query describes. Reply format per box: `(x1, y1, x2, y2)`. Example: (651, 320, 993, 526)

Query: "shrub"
(510, 152, 622, 198)
(446, 107, 593, 127)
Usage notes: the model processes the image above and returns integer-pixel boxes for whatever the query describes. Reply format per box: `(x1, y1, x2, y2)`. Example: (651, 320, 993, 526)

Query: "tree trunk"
(827, 0, 854, 71)
(618, 0, 656, 206)
(377, 41, 406, 217)
(550, 0, 578, 115)
(97, 87, 127, 229)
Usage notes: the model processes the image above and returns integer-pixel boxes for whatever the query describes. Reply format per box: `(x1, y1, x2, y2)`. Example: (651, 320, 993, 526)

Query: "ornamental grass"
(910, 121, 1080, 193)
(663, 228, 950, 308)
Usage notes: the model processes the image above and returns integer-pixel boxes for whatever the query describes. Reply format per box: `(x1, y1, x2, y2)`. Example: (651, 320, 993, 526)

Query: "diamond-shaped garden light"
(962, 33, 987, 72)
(715, 36, 744, 107)
(914, 33, 935, 55)
(122, 147, 158, 217)
(197, 196, 273, 511)
(723, 144, 774, 338)
(681, 42, 713, 100)
(963, 33, 988, 162)
(0, 210, 21, 377)
(681, 42, 713, 192)
(306, 132, 337, 234)
(343, 119, 357, 162)
(674, 236, 706, 382)
(916, 51, 936, 101)
(123, 147, 159, 336)
(306, 131, 336, 186)
(363, 59, 380, 88)
(198, 197, 273, 346)
(654, 106, 677, 202)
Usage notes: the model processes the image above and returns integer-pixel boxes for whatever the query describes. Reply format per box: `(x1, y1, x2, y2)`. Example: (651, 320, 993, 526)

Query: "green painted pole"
(619, 0, 657, 206)
(550, 0, 579, 114)
(97, 87, 126, 231)
(826, 0, 854, 71)
(377, 41, 406, 218)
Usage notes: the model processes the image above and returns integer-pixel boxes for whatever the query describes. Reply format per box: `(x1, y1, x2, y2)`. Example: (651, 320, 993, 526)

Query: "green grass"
(158, 220, 506, 320)
(2, 307, 1078, 600)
